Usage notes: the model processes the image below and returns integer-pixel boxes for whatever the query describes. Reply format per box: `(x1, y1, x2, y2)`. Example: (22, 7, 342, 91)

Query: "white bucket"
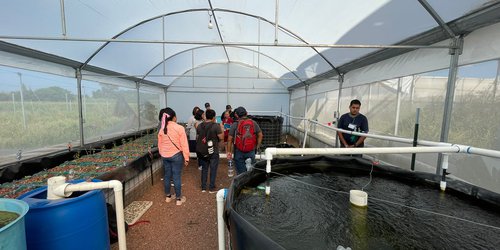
(349, 190, 368, 207)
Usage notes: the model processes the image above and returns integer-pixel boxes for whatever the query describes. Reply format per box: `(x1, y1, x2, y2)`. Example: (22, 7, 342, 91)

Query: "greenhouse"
(1, 1, 500, 249)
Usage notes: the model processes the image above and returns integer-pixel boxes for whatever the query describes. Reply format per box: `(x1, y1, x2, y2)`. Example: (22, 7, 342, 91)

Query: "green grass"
(0, 100, 143, 152)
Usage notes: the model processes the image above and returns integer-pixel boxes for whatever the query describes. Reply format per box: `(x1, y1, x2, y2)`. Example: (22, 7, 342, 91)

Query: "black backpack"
(196, 122, 217, 158)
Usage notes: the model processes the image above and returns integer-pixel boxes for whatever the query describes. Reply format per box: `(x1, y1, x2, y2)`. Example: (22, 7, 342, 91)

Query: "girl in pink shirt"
(157, 108, 190, 205)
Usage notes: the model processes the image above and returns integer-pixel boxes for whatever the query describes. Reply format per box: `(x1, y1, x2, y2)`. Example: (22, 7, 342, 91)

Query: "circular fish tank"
(0, 198, 29, 250)
(224, 156, 500, 249)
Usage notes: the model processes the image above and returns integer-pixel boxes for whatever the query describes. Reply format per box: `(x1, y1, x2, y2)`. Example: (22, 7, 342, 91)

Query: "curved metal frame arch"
(165, 60, 288, 90)
(140, 45, 302, 88)
(80, 8, 339, 76)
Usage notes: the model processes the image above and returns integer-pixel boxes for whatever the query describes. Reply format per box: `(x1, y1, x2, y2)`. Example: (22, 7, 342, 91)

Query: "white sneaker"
(198, 166, 202, 170)
(165, 196, 172, 203)
(176, 196, 186, 206)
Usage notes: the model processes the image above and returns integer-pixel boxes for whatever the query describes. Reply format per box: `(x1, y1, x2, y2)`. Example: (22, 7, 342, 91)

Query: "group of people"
(156, 99, 368, 206)
(156, 103, 263, 206)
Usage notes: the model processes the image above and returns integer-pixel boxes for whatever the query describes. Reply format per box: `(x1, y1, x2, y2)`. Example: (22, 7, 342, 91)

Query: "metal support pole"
(394, 78, 402, 135)
(162, 16, 166, 76)
(492, 59, 500, 100)
(76, 68, 85, 146)
(59, 0, 67, 37)
(136, 82, 141, 131)
(12, 93, 16, 113)
(436, 37, 463, 175)
(287, 89, 291, 135)
(17, 73, 27, 129)
(410, 75, 416, 103)
(410, 108, 420, 171)
(191, 49, 195, 87)
(226, 63, 230, 105)
(258, 17, 261, 78)
(302, 120, 308, 149)
(163, 88, 168, 108)
(335, 74, 344, 148)
(274, 0, 279, 45)
(367, 83, 372, 112)
(303, 85, 309, 147)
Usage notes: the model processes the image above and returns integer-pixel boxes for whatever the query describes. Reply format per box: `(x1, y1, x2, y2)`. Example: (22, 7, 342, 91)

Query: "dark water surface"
(234, 170, 500, 249)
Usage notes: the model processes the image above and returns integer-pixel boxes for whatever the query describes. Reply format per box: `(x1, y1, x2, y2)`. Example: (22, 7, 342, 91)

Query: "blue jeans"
(162, 152, 184, 199)
(198, 153, 220, 190)
(234, 149, 255, 175)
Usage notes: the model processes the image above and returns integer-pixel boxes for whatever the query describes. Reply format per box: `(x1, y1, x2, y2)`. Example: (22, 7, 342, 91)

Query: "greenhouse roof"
(1, 0, 499, 90)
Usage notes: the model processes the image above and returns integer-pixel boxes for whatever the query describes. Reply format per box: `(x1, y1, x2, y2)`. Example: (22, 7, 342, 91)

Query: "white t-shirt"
(186, 116, 197, 140)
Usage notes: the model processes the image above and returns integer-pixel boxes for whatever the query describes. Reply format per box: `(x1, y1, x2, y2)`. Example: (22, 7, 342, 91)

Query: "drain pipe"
(265, 148, 276, 195)
(216, 189, 227, 250)
(47, 176, 127, 250)
(440, 154, 449, 191)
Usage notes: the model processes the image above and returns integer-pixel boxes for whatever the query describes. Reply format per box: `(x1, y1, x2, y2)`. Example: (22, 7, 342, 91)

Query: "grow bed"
(0, 133, 158, 199)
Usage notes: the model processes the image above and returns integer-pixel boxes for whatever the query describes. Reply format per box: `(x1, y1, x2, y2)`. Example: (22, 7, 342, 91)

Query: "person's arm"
(186, 117, 193, 129)
(256, 131, 263, 149)
(216, 124, 224, 145)
(226, 123, 236, 160)
(354, 116, 369, 147)
(337, 131, 350, 147)
(336, 116, 350, 147)
(354, 136, 366, 147)
(178, 126, 190, 166)
(227, 135, 234, 160)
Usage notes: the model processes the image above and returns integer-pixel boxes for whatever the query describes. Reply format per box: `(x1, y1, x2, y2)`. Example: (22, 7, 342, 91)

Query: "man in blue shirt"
(337, 99, 369, 150)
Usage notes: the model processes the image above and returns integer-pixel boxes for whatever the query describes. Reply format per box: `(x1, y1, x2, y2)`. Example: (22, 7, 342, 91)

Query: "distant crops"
(369, 95, 500, 150)
(0, 100, 133, 154)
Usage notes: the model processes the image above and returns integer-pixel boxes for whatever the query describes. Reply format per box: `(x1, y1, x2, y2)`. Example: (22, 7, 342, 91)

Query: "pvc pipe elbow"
(51, 183, 71, 199)
(216, 189, 226, 201)
(47, 176, 71, 200)
(109, 180, 123, 192)
(265, 148, 276, 161)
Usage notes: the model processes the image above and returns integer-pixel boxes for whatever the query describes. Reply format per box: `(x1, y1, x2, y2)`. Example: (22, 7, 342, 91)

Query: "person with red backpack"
(227, 106, 263, 175)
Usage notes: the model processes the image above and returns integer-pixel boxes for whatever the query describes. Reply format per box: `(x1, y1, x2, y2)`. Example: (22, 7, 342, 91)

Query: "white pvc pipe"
(265, 146, 466, 173)
(216, 189, 227, 250)
(207, 111, 500, 160)
(440, 154, 449, 191)
(306, 118, 500, 158)
(189, 152, 265, 160)
(264, 146, 468, 196)
(48, 177, 127, 250)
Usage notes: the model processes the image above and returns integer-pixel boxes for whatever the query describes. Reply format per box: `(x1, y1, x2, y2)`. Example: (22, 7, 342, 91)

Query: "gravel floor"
(112, 136, 299, 250)
(111, 157, 233, 250)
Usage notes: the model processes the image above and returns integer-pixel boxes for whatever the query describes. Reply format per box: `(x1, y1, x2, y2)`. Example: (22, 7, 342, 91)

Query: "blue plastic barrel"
(0, 198, 29, 250)
(19, 180, 110, 250)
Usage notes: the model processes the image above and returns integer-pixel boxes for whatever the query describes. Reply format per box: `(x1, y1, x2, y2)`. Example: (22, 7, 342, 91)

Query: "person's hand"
(184, 161, 189, 167)
(227, 152, 232, 160)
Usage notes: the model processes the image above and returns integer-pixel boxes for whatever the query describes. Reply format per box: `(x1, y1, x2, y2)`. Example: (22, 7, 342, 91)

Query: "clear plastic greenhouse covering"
(2, 0, 500, 194)
(0, 0, 493, 88)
